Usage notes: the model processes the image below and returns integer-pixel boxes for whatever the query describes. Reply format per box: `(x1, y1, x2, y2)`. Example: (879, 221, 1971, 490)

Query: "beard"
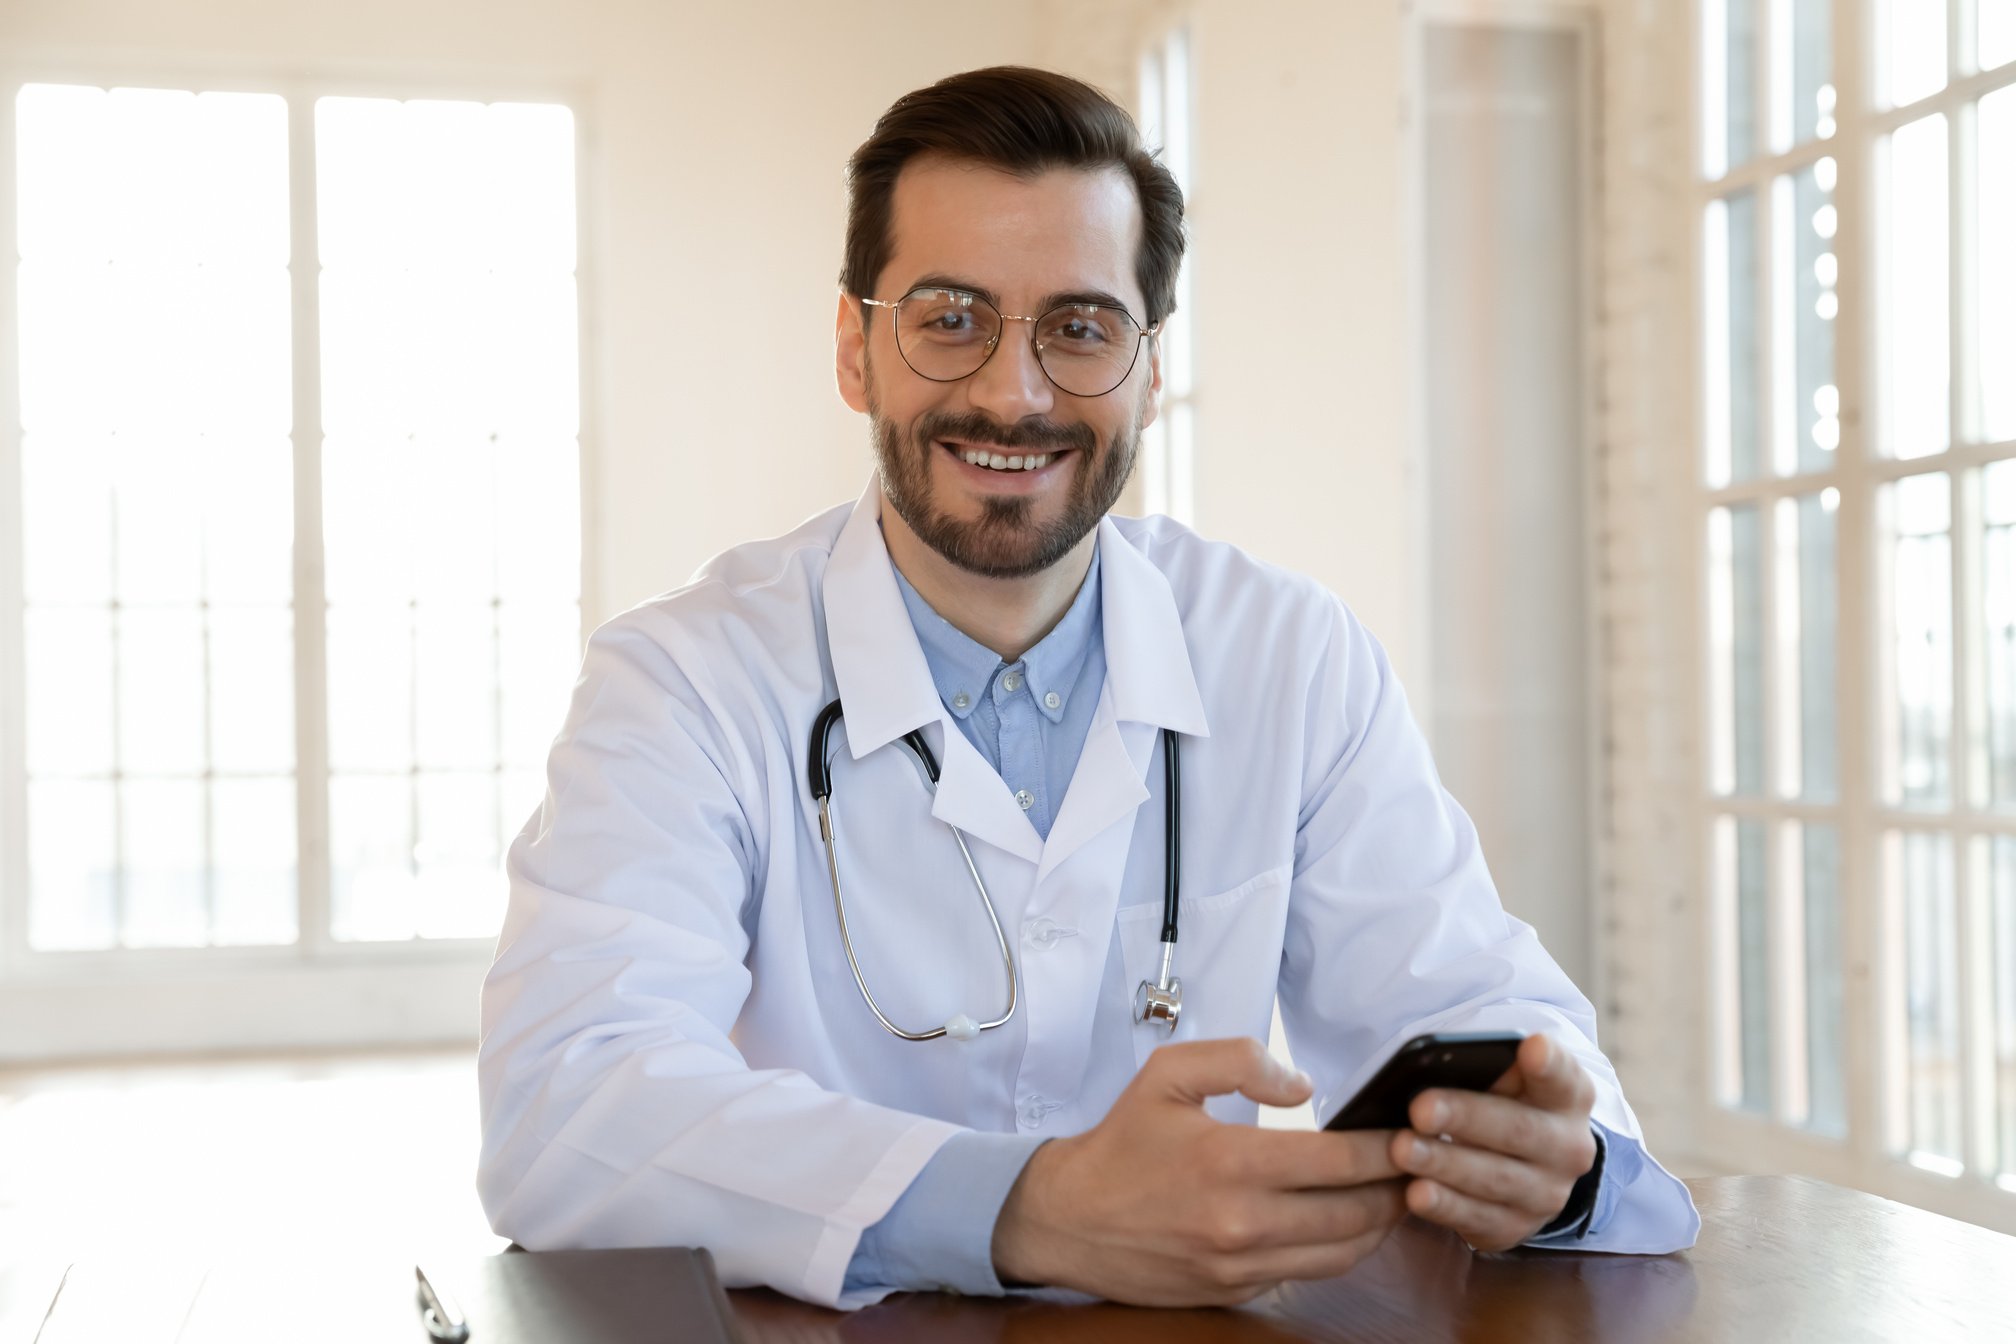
(868, 374, 1143, 581)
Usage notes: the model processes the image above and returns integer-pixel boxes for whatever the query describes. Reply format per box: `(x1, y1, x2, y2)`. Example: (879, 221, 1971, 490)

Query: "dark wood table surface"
(727, 1177, 2016, 1343)
(10, 1176, 2014, 1341)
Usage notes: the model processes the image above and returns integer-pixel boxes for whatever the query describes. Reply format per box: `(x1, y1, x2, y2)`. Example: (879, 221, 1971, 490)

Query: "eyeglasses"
(859, 286, 1159, 399)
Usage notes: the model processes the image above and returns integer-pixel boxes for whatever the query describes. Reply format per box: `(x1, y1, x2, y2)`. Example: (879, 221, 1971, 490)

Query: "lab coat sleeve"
(476, 615, 961, 1307)
(1274, 598, 1699, 1255)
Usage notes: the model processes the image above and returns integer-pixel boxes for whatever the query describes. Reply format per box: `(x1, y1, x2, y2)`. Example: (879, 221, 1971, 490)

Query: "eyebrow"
(905, 273, 1137, 318)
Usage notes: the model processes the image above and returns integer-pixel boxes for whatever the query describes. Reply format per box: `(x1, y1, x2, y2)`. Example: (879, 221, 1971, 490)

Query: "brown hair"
(841, 66, 1186, 325)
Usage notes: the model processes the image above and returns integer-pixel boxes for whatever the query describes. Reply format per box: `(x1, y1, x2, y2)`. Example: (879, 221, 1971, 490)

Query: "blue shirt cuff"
(843, 1130, 1047, 1295)
(1524, 1120, 1622, 1247)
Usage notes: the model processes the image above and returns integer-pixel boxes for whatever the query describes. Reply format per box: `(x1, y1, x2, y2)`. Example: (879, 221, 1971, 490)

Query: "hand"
(991, 1037, 1408, 1306)
(1390, 1032, 1598, 1251)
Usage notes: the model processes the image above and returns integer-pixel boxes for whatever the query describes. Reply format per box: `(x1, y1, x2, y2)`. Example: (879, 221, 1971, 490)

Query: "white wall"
(1182, 0, 1418, 680)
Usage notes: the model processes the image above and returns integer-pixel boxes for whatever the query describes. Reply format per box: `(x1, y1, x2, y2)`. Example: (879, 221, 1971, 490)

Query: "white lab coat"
(477, 482, 1697, 1308)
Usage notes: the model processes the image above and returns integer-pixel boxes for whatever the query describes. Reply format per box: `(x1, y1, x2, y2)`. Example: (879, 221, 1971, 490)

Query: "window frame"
(0, 56, 598, 1058)
(1687, 0, 2016, 1234)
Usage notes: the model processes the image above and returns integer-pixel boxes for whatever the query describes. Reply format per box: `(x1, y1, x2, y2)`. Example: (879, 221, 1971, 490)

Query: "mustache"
(914, 410, 1097, 455)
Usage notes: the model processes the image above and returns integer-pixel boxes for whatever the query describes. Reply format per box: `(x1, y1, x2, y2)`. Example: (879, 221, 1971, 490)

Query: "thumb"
(1140, 1037, 1314, 1109)
(1516, 1033, 1593, 1114)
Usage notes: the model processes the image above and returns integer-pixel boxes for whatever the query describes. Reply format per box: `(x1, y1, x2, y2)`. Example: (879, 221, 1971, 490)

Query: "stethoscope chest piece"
(1134, 967, 1182, 1033)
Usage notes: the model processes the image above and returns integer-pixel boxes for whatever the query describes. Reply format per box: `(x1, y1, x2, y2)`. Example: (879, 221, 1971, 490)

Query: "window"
(1137, 26, 1196, 524)
(1697, 1, 2016, 1222)
(3, 83, 583, 963)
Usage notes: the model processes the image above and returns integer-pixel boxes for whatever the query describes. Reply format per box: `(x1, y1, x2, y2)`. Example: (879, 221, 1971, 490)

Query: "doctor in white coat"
(477, 66, 1699, 1310)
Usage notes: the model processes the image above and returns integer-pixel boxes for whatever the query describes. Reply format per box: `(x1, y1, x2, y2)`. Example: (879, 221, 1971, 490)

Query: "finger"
(1141, 1037, 1313, 1109)
(1213, 1127, 1404, 1191)
(1406, 1177, 1544, 1252)
(1255, 1180, 1410, 1249)
(1391, 1131, 1565, 1221)
(1217, 1220, 1396, 1294)
(1509, 1034, 1595, 1114)
(1410, 1090, 1595, 1171)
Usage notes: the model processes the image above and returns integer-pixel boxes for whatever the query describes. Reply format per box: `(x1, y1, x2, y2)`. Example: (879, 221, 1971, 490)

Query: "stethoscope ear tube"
(807, 699, 845, 801)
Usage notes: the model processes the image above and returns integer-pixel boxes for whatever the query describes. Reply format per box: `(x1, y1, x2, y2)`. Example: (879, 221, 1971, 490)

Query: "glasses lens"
(895, 289, 1001, 381)
(1035, 304, 1143, 397)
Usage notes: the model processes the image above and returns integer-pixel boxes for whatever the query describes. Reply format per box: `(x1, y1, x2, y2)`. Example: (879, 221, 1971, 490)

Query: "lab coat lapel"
(821, 482, 1042, 866)
(1035, 518, 1210, 884)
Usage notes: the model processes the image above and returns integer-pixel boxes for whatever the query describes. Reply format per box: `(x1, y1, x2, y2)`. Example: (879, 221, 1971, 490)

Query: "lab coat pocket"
(1115, 865, 1292, 1077)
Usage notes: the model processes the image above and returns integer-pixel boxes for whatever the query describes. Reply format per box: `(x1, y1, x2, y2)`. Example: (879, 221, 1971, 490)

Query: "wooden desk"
(728, 1177, 2016, 1342)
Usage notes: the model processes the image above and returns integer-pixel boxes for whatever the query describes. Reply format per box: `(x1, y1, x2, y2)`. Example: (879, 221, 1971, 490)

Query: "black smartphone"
(1321, 1031, 1525, 1131)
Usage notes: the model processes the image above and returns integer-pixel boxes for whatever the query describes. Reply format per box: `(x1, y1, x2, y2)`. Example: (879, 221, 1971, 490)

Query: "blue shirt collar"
(890, 543, 1103, 727)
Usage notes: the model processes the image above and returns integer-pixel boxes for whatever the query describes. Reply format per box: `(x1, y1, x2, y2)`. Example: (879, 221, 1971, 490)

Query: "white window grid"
(0, 63, 596, 979)
(1690, 0, 2016, 1232)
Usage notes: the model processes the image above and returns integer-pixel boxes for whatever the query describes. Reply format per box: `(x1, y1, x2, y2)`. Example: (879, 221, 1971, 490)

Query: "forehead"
(881, 157, 1145, 311)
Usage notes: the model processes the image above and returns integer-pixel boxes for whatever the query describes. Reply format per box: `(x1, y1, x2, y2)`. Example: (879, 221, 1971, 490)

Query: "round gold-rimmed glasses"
(859, 285, 1159, 398)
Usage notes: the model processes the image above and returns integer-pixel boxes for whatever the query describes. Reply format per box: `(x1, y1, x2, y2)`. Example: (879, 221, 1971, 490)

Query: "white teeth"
(955, 446, 1055, 471)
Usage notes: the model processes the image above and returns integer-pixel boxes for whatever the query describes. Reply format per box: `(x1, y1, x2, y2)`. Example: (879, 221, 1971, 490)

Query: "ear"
(1136, 323, 1166, 432)
(835, 292, 870, 415)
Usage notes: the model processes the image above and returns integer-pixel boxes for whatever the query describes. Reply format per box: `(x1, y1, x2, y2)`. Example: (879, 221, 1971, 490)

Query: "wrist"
(991, 1136, 1069, 1288)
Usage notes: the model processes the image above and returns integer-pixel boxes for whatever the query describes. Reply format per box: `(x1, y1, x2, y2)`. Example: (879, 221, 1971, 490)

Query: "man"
(477, 66, 1698, 1310)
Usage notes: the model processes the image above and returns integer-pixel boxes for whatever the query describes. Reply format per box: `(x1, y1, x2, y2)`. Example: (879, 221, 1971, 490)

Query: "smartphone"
(1321, 1031, 1525, 1131)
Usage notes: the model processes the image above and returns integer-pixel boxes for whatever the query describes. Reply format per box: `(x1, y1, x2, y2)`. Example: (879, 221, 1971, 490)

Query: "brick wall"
(1589, 0, 1704, 1151)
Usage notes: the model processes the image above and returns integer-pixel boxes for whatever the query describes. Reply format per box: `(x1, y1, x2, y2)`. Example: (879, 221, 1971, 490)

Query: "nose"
(963, 317, 1056, 422)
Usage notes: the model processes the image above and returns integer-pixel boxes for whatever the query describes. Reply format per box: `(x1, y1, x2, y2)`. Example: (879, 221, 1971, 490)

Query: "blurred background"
(0, 0, 2012, 1295)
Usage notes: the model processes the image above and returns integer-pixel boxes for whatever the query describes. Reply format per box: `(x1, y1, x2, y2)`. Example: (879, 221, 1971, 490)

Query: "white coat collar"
(821, 484, 945, 762)
(821, 482, 1212, 755)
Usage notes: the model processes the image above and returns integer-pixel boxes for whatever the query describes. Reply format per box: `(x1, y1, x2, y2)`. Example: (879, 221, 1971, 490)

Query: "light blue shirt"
(843, 541, 1627, 1296)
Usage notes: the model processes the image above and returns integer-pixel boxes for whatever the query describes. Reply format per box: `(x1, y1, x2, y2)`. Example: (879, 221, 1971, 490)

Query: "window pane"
(1776, 493, 1839, 800)
(1703, 0, 1760, 175)
(200, 439, 294, 607)
(1994, 838, 2016, 1176)
(1986, 460, 2016, 808)
(414, 605, 496, 771)
(1882, 0, 1948, 105)
(498, 603, 581, 769)
(1894, 831, 1962, 1168)
(1705, 192, 1761, 484)
(1774, 165, 1839, 475)
(414, 772, 503, 939)
(113, 440, 205, 605)
(329, 773, 413, 942)
(20, 435, 114, 603)
(1985, 0, 2016, 70)
(210, 777, 297, 946)
(1980, 87, 2016, 444)
(1883, 474, 1953, 807)
(24, 606, 115, 776)
(494, 438, 581, 604)
(323, 439, 416, 605)
(118, 607, 207, 776)
(1788, 0, 1833, 144)
(410, 438, 497, 602)
(1710, 505, 1767, 795)
(1803, 824, 1847, 1135)
(1715, 816, 1773, 1112)
(26, 780, 118, 950)
(208, 607, 295, 775)
(326, 605, 414, 773)
(1882, 115, 1950, 460)
(120, 777, 207, 948)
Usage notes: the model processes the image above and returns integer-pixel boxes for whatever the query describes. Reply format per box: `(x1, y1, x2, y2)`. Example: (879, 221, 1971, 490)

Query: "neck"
(880, 500, 1097, 663)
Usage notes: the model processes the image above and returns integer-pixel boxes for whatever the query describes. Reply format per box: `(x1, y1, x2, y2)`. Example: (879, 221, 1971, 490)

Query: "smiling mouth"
(938, 440, 1067, 473)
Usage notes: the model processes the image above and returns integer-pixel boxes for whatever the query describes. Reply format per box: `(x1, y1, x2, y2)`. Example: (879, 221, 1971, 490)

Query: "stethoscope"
(807, 698, 1184, 1042)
